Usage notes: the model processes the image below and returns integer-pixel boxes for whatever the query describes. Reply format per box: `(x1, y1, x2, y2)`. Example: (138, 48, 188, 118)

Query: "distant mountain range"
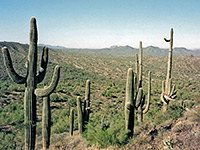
(0, 41, 200, 57)
(38, 43, 67, 50)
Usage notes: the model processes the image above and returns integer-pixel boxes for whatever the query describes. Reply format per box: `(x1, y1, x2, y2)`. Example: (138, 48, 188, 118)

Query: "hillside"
(0, 42, 200, 149)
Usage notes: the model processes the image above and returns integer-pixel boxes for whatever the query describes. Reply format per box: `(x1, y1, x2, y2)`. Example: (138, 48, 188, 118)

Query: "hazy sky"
(0, 0, 200, 49)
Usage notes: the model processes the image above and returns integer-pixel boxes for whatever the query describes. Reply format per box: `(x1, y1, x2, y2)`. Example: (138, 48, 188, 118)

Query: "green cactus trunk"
(125, 68, 135, 138)
(161, 28, 177, 112)
(24, 17, 38, 150)
(2, 17, 60, 150)
(35, 66, 60, 149)
(42, 96, 51, 150)
(138, 41, 143, 88)
(85, 80, 90, 123)
(165, 28, 173, 94)
(69, 109, 74, 136)
(136, 88, 143, 123)
(77, 96, 83, 134)
(134, 42, 151, 123)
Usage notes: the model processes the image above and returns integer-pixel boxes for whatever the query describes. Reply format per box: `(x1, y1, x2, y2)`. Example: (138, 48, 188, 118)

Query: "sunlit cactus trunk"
(125, 68, 135, 138)
(165, 28, 173, 94)
(161, 28, 177, 112)
(24, 17, 38, 150)
(134, 42, 151, 123)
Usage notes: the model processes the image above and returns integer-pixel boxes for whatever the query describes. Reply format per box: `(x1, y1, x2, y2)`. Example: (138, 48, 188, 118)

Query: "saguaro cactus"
(84, 79, 90, 123)
(125, 68, 135, 138)
(2, 17, 57, 150)
(35, 65, 60, 150)
(134, 41, 151, 123)
(69, 109, 74, 136)
(161, 28, 177, 112)
(135, 72, 151, 123)
(77, 96, 83, 134)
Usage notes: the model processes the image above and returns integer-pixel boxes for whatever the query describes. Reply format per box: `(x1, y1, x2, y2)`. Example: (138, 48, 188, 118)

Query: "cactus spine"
(35, 65, 60, 150)
(77, 96, 83, 134)
(125, 68, 135, 138)
(134, 41, 151, 123)
(69, 109, 74, 136)
(161, 28, 177, 112)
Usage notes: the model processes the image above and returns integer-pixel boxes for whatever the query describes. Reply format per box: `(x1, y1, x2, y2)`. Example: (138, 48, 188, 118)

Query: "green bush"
(84, 112, 128, 148)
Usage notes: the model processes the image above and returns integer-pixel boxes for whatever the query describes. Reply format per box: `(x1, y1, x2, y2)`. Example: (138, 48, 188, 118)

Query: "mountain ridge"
(0, 41, 199, 56)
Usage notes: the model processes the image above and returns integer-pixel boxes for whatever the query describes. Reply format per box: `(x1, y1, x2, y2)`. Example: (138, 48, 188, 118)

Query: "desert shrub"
(153, 103, 184, 125)
(51, 108, 71, 134)
(0, 133, 16, 149)
(0, 103, 23, 125)
(50, 93, 59, 102)
(67, 97, 77, 106)
(84, 112, 128, 148)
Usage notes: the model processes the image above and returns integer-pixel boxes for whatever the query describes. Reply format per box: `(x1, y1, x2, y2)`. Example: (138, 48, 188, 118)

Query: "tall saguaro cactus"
(134, 41, 151, 123)
(125, 68, 135, 138)
(84, 79, 90, 123)
(161, 28, 177, 112)
(77, 96, 83, 134)
(35, 65, 60, 150)
(69, 109, 74, 136)
(2, 17, 58, 150)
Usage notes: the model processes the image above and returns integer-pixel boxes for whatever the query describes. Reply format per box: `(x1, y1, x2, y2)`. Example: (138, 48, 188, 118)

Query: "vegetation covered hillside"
(0, 42, 199, 149)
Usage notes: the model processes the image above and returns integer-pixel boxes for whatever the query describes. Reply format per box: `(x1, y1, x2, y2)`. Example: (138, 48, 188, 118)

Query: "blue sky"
(0, 0, 200, 48)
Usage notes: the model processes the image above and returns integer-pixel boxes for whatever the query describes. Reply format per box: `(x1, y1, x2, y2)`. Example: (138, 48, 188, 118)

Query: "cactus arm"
(135, 54, 139, 78)
(170, 84, 176, 96)
(164, 95, 175, 101)
(161, 93, 168, 104)
(162, 80, 165, 94)
(35, 65, 60, 97)
(2, 47, 26, 84)
(135, 88, 143, 109)
(36, 47, 48, 83)
(85, 80, 90, 101)
(143, 95, 149, 114)
(143, 71, 151, 114)
(164, 38, 170, 42)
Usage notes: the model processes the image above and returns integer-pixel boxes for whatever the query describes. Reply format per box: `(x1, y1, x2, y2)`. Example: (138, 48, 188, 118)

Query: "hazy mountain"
(0, 41, 199, 57)
(64, 45, 200, 57)
(38, 43, 67, 49)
